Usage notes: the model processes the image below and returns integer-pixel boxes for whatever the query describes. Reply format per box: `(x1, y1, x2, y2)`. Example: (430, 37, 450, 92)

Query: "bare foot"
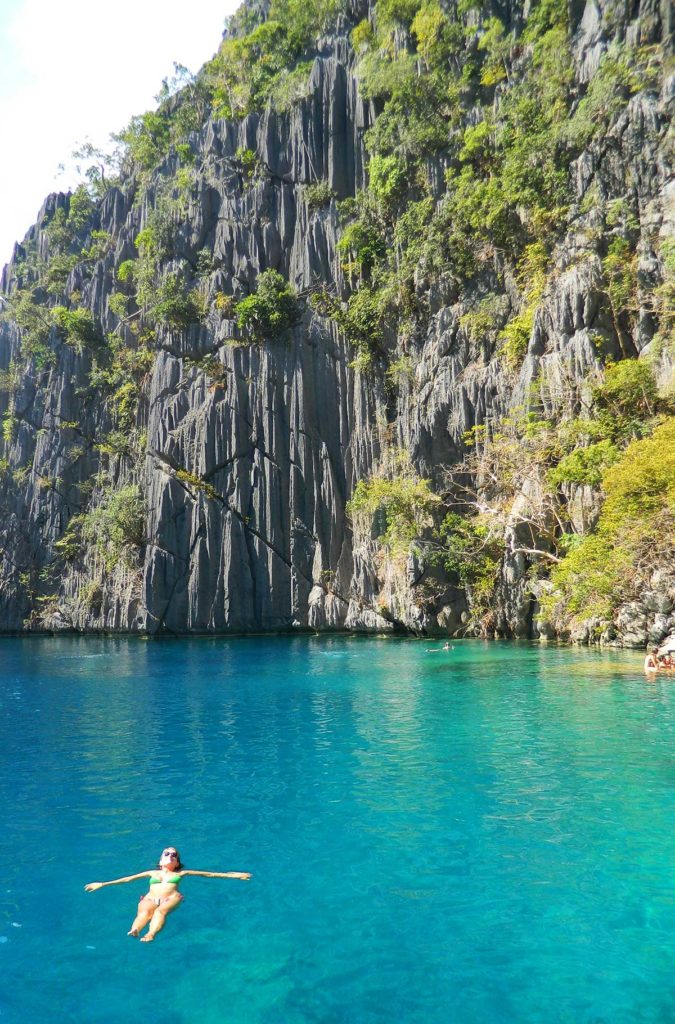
(140, 932, 155, 942)
(127, 929, 139, 937)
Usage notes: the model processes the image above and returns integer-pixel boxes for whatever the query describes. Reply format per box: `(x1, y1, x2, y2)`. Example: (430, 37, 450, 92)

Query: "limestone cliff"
(0, 0, 672, 642)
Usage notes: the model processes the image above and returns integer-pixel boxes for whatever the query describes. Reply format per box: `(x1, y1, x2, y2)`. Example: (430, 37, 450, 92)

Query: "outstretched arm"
(180, 870, 251, 880)
(84, 871, 153, 892)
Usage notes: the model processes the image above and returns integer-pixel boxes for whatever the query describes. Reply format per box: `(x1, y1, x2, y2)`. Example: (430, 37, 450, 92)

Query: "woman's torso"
(146, 870, 182, 898)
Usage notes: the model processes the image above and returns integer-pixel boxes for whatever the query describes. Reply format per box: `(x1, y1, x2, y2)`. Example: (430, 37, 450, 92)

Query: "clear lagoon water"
(1, 635, 674, 1023)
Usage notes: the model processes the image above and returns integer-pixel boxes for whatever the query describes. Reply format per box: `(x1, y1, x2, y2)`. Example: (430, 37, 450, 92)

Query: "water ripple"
(0, 636, 671, 1022)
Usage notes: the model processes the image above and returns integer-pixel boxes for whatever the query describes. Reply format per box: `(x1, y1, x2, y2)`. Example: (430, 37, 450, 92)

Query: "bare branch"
(511, 547, 561, 563)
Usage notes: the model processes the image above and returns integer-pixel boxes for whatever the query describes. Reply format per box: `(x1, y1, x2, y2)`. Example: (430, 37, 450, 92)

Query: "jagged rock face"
(0, 0, 672, 642)
(0, 34, 382, 635)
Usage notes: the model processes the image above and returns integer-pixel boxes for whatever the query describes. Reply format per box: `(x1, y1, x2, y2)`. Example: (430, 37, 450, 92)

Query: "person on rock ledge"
(84, 846, 251, 942)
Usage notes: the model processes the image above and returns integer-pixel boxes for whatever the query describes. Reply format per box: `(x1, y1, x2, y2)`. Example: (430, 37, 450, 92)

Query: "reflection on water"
(1, 636, 674, 1023)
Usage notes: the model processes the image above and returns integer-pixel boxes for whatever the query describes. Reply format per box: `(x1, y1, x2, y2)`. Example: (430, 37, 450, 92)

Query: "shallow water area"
(1, 635, 674, 1023)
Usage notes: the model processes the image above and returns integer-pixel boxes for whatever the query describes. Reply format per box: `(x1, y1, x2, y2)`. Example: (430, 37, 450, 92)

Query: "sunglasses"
(162, 851, 178, 858)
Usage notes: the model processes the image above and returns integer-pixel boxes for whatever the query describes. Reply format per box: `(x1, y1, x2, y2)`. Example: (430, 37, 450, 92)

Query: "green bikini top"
(150, 872, 182, 886)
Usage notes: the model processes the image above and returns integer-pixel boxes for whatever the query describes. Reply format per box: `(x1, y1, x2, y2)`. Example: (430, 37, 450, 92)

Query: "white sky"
(0, 0, 239, 270)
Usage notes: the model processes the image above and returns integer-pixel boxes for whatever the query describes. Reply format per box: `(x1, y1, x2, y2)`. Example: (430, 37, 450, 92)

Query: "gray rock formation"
(0, 0, 672, 643)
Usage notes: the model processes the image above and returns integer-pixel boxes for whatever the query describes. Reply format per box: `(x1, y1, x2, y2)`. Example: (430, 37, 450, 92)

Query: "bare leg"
(140, 894, 182, 942)
(128, 898, 156, 937)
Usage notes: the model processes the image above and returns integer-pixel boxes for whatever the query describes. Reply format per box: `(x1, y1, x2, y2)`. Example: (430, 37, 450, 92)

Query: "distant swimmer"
(85, 846, 251, 942)
(426, 642, 455, 652)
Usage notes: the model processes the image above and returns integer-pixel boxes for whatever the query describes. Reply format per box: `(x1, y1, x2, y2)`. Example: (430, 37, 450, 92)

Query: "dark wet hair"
(157, 847, 184, 871)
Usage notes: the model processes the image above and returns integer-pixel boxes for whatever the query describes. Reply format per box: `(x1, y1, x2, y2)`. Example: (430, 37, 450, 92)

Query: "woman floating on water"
(84, 846, 251, 942)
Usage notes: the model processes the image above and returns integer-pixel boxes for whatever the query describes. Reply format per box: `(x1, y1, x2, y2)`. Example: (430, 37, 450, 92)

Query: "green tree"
(347, 462, 441, 554)
(81, 484, 147, 571)
(591, 359, 660, 439)
(546, 417, 675, 628)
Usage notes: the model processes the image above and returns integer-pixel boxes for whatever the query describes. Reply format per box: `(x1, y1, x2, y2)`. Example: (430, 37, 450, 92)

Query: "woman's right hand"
(84, 882, 104, 892)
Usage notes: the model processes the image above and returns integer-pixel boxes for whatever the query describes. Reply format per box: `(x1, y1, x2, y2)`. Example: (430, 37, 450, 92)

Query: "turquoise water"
(1, 636, 675, 1023)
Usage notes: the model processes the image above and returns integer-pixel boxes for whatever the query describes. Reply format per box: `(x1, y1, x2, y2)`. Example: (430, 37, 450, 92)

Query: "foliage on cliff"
(444, 360, 675, 635)
(0, 0, 672, 639)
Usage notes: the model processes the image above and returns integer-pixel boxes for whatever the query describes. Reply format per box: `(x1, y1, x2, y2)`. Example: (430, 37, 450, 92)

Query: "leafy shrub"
(148, 275, 206, 329)
(602, 237, 637, 325)
(185, 354, 228, 390)
(591, 359, 660, 439)
(2, 290, 55, 367)
(205, 0, 343, 122)
(81, 484, 146, 571)
(175, 468, 219, 501)
(108, 293, 129, 319)
(114, 111, 171, 172)
(56, 483, 146, 571)
(117, 260, 136, 284)
(96, 429, 137, 458)
(386, 354, 414, 389)
(459, 120, 494, 169)
(499, 311, 534, 366)
(477, 17, 512, 86)
(459, 293, 509, 344)
(268, 61, 314, 112)
(54, 516, 84, 561)
(368, 154, 407, 214)
(337, 219, 386, 275)
(391, 196, 435, 276)
(206, 22, 291, 119)
(0, 361, 20, 396)
(133, 210, 181, 315)
(522, 0, 568, 39)
(68, 185, 96, 233)
(234, 270, 301, 341)
(349, 348, 374, 373)
(134, 226, 159, 257)
(79, 580, 103, 613)
(435, 511, 504, 614)
(444, 167, 512, 254)
(361, 52, 449, 159)
(547, 439, 620, 487)
(52, 306, 101, 353)
(2, 413, 16, 445)
(79, 230, 111, 264)
(545, 533, 628, 624)
(411, 2, 452, 65)
(302, 181, 336, 210)
(375, 0, 423, 29)
(546, 417, 675, 626)
(214, 293, 235, 316)
(351, 19, 374, 51)
(88, 336, 155, 431)
(566, 44, 656, 148)
(235, 147, 258, 179)
(599, 417, 675, 532)
(347, 464, 441, 553)
(498, 242, 548, 366)
(44, 253, 78, 294)
(342, 287, 387, 352)
(44, 208, 72, 253)
(605, 197, 639, 233)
